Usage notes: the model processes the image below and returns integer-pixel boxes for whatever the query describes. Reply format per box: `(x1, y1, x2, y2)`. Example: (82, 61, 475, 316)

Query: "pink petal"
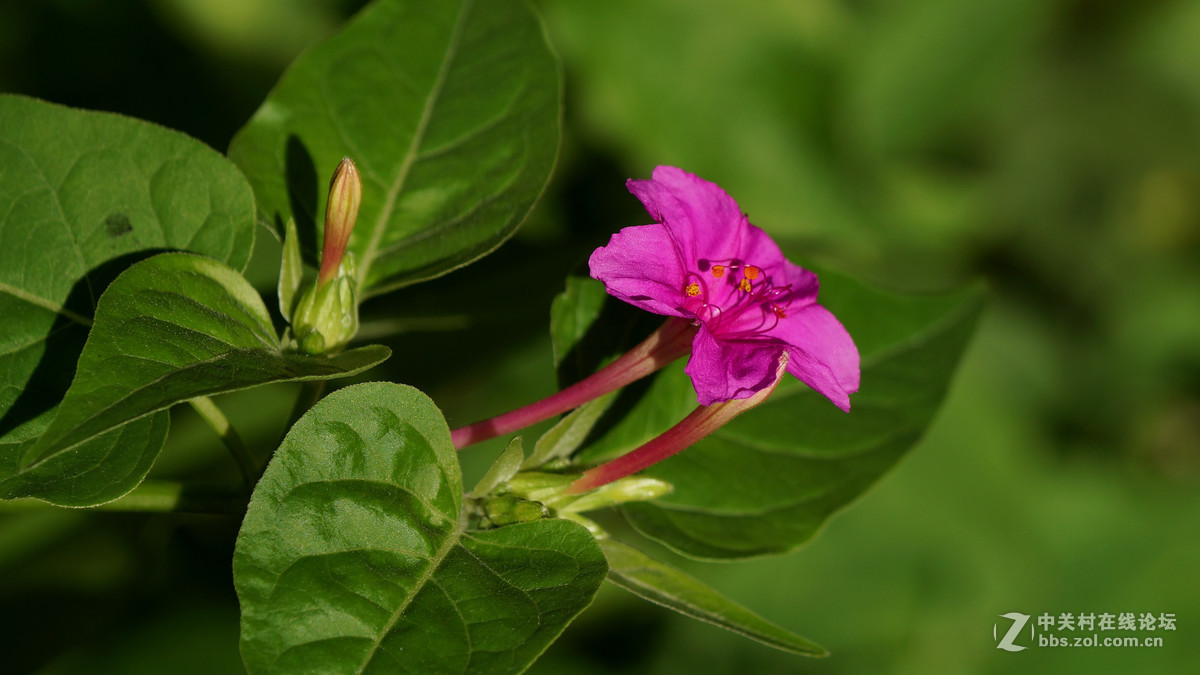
(627, 166, 747, 267)
(784, 345, 853, 412)
(768, 303, 860, 408)
(685, 328, 785, 405)
(589, 223, 690, 318)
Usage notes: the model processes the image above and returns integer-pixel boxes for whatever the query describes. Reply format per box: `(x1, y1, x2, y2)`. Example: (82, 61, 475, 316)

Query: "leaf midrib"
(605, 574, 816, 654)
(355, 0, 473, 292)
(355, 514, 466, 673)
(0, 280, 93, 327)
(23, 348, 279, 468)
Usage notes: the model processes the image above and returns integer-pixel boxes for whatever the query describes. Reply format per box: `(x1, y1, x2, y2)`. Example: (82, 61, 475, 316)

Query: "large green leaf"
(234, 382, 606, 674)
(599, 538, 826, 657)
(229, 0, 561, 298)
(2, 253, 389, 506)
(0, 94, 257, 475)
(551, 273, 984, 559)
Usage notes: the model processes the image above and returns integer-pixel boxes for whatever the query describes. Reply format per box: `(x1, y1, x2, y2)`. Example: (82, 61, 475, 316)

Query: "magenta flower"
(589, 166, 859, 410)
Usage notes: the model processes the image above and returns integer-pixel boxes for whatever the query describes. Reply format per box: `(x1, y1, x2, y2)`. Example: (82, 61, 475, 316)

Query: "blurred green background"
(2, 0, 1198, 673)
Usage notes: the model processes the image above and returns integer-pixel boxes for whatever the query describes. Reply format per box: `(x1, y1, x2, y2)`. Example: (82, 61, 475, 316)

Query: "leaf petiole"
(0, 480, 248, 514)
(189, 395, 257, 488)
(283, 380, 327, 441)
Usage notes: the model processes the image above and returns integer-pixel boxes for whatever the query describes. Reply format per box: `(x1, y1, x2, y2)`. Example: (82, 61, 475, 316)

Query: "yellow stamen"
(744, 265, 760, 280)
(738, 278, 752, 292)
(685, 282, 701, 297)
(711, 265, 725, 278)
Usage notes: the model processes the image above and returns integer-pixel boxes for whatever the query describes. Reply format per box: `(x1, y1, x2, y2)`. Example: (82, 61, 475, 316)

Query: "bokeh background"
(2, 0, 1199, 673)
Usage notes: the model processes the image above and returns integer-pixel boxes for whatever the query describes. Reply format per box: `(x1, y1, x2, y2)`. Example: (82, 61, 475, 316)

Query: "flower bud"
(318, 157, 362, 287)
(556, 475, 671, 514)
(481, 494, 549, 527)
(292, 274, 358, 355)
(501, 471, 671, 514)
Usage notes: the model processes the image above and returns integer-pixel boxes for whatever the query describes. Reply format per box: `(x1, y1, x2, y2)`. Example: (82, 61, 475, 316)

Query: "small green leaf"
(523, 394, 614, 469)
(599, 538, 827, 657)
(3, 253, 389, 506)
(278, 217, 304, 322)
(229, 0, 561, 298)
(0, 94, 257, 475)
(234, 383, 606, 674)
(549, 273, 984, 559)
(471, 436, 525, 496)
(549, 274, 611, 372)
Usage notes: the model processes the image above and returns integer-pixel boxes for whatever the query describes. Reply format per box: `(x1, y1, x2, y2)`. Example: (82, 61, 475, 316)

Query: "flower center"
(681, 259, 794, 337)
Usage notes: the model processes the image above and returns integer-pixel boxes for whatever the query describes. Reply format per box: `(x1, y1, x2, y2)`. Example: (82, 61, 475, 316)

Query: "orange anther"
(773, 306, 787, 319)
(711, 265, 725, 278)
(744, 265, 760, 280)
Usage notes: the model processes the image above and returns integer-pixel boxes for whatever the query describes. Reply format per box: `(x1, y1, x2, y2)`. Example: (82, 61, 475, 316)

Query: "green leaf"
(471, 436, 524, 496)
(0, 94, 257, 476)
(3, 253, 389, 506)
(229, 0, 561, 298)
(278, 217, 304, 322)
(550, 273, 984, 559)
(549, 274, 610, 371)
(0, 415, 169, 508)
(235, 383, 607, 674)
(523, 395, 614, 469)
(599, 537, 827, 657)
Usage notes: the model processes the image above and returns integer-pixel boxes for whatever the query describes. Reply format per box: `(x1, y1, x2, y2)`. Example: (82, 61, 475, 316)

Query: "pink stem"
(567, 352, 789, 493)
(567, 406, 724, 493)
(450, 318, 697, 449)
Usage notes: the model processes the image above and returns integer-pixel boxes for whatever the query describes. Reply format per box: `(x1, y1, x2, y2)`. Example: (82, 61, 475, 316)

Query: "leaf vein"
(355, 0, 474, 289)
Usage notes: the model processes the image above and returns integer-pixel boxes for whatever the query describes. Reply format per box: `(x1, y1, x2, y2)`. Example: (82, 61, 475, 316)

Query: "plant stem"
(566, 404, 728, 494)
(189, 395, 256, 487)
(0, 481, 248, 515)
(567, 353, 789, 493)
(285, 380, 327, 434)
(450, 318, 698, 450)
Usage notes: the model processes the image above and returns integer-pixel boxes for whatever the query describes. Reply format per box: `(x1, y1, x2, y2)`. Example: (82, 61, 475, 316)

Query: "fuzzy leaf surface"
(0, 95, 257, 491)
(235, 382, 606, 674)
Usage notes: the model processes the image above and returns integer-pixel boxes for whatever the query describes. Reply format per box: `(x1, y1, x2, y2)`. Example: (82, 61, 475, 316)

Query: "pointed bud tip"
(319, 157, 364, 286)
